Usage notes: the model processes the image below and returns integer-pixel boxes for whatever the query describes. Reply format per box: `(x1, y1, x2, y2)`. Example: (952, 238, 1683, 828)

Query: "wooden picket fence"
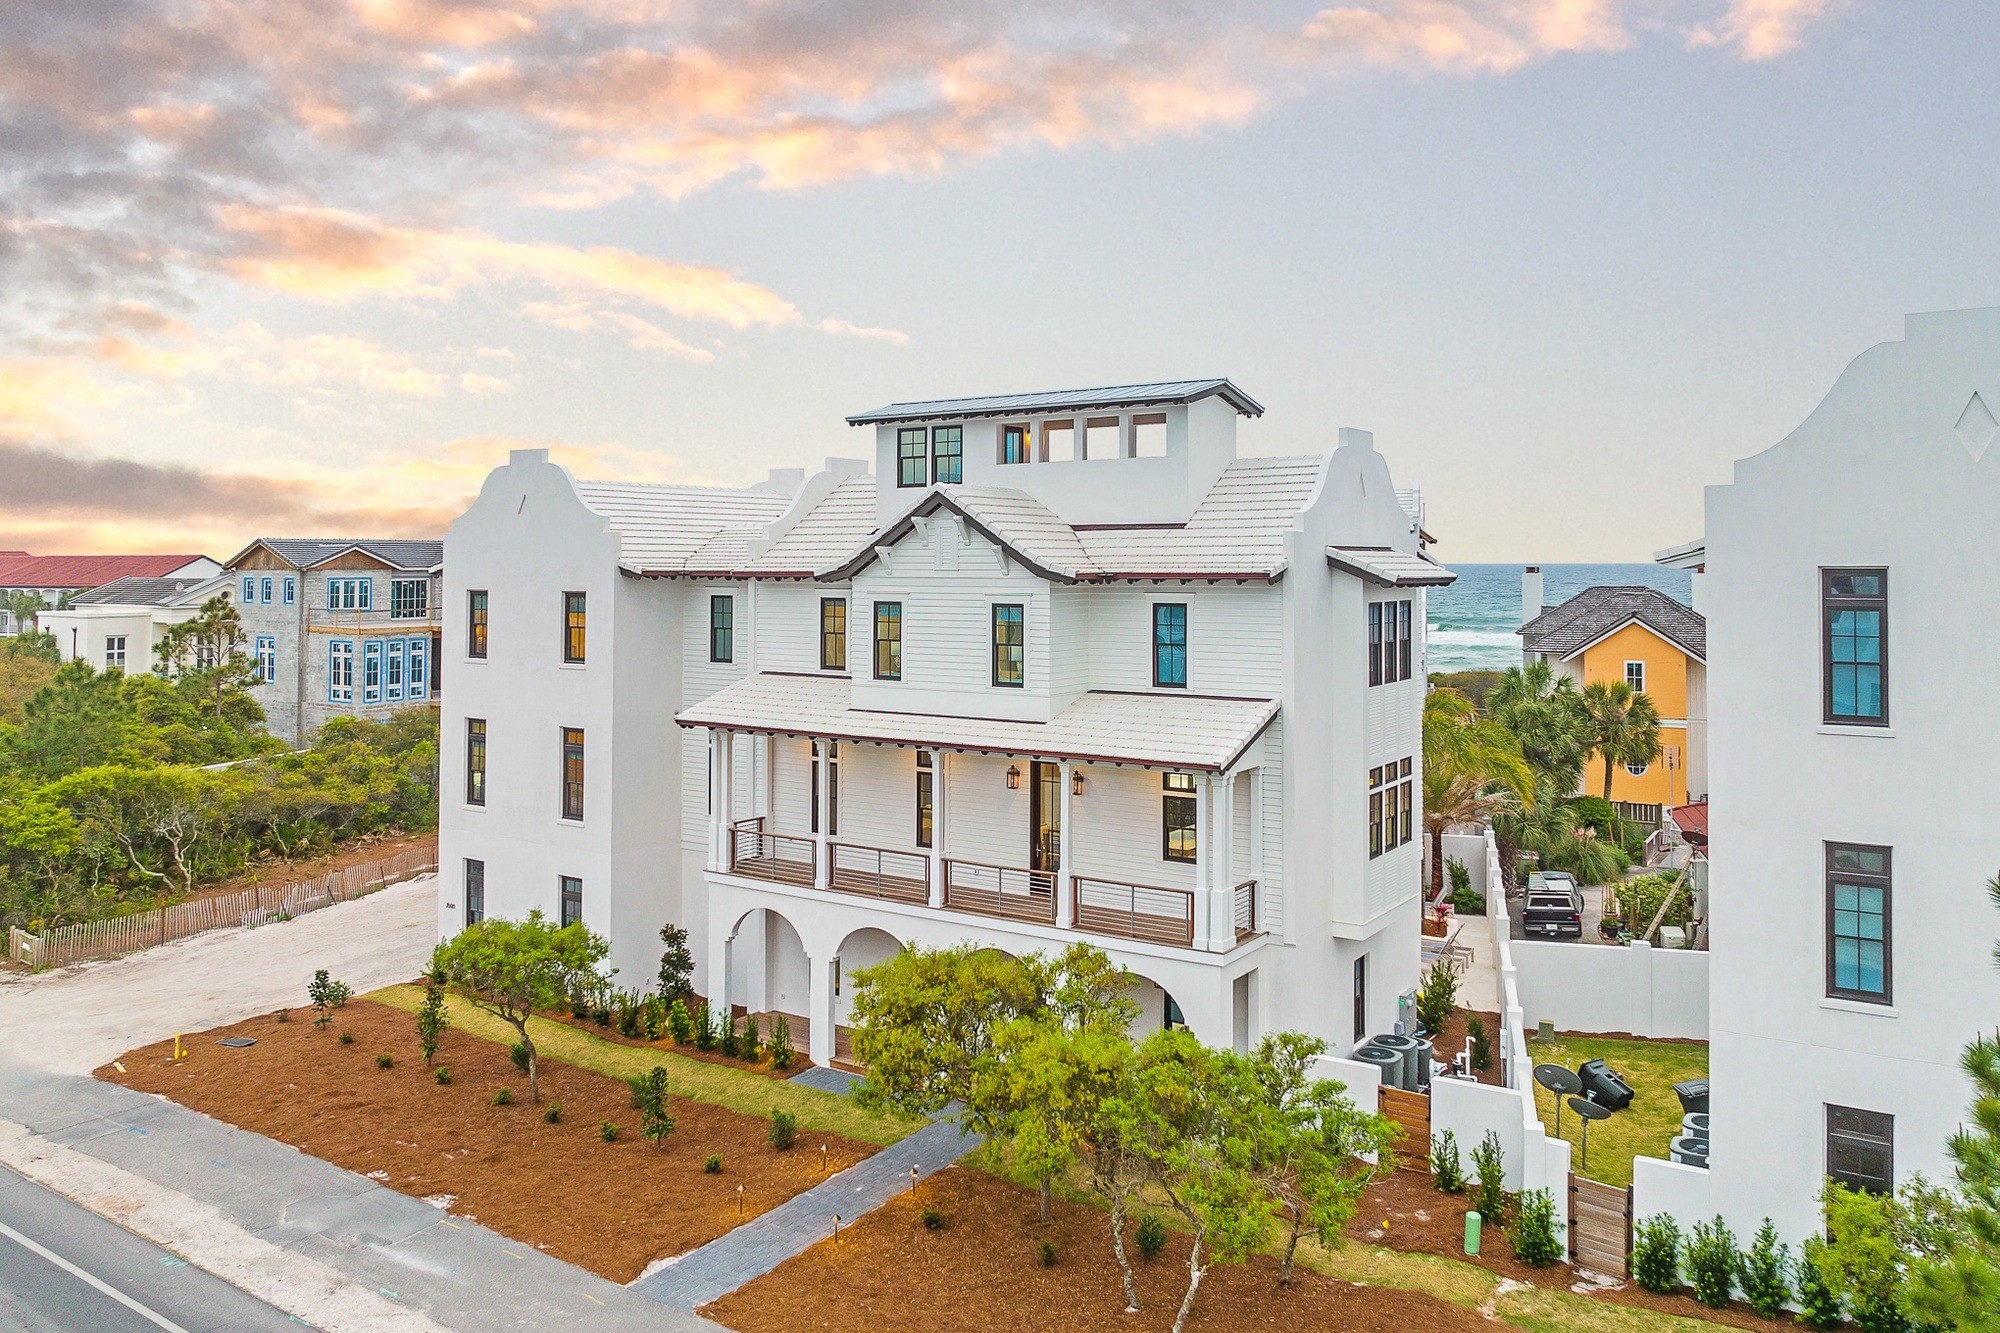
(6, 847, 437, 972)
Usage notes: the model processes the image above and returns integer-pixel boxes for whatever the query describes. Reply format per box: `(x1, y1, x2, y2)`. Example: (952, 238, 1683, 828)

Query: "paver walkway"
(633, 1108, 973, 1311)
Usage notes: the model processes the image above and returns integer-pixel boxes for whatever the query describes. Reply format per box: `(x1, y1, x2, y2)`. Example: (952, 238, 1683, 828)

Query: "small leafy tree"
(1738, 1218, 1791, 1318)
(656, 923, 695, 1002)
(633, 1066, 674, 1149)
(1631, 1214, 1682, 1294)
(768, 1109, 797, 1150)
(742, 1014, 761, 1060)
(1430, 1127, 1465, 1192)
(1470, 1131, 1507, 1225)
(430, 910, 608, 1103)
(1414, 955, 1461, 1036)
(1511, 1188, 1563, 1266)
(1794, 1238, 1842, 1329)
(693, 1001, 716, 1050)
(415, 977, 450, 1065)
(1686, 1215, 1738, 1308)
(768, 1013, 794, 1070)
(308, 969, 351, 1030)
(667, 998, 694, 1044)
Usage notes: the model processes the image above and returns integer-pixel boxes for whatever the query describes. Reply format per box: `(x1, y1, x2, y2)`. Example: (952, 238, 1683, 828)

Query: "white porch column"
(813, 741, 831, 889)
(717, 730, 737, 853)
(706, 731, 725, 872)
(720, 922, 738, 1028)
(1248, 768, 1265, 934)
(1056, 759, 1075, 928)
(1192, 773, 1213, 949)
(808, 952, 839, 1067)
(928, 751, 948, 908)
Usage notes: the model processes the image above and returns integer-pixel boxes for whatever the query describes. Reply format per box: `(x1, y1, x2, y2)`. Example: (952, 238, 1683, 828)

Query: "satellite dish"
(1567, 1095, 1611, 1170)
(1534, 1065, 1581, 1096)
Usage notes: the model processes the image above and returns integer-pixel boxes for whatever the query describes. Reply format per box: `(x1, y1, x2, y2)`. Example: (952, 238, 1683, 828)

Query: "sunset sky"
(4, 1, 1994, 562)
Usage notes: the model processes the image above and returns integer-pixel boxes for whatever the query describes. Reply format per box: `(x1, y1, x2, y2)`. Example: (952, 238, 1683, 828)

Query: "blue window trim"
(386, 638, 404, 702)
(328, 640, 353, 702)
(282, 576, 296, 605)
(363, 640, 383, 703)
(261, 576, 274, 604)
(255, 635, 276, 684)
(407, 637, 428, 700)
(243, 576, 255, 603)
(1153, 603, 1188, 688)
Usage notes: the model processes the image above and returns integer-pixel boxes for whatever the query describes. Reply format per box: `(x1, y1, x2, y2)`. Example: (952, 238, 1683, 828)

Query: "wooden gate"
(1568, 1174, 1632, 1278)
(1378, 1088, 1431, 1171)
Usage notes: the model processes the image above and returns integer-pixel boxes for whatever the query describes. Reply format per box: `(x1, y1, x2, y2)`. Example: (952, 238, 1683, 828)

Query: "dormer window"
(932, 426, 963, 484)
(897, 428, 927, 487)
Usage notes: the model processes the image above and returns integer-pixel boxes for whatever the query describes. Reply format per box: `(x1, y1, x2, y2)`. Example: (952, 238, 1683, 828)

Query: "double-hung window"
(327, 577, 371, 611)
(1153, 603, 1187, 688)
(992, 604, 1024, 687)
(1823, 568, 1887, 724)
(255, 635, 276, 684)
(560, 727, 585, 821)
(468, 590, 489, 658)
(242, 576, 256, 604)
(328, 640, 354, 702)
(1625, 660, 1646, 694)
(465, 719, 487, 806)
(873, 602, 902, 681)
(932, 426, 963, 484)
(1369, 601, 1414, 685)
(563, 592, 586, 664)
(261, 576, 274, 604)
(897, 428, 928, 487)
(362, 640, 383, 703)
(283, 577, 296, 605)
(463, 859, 485, 926)
(820, 598, 847, 671)
(559, 875, 583, 928)
(710, 595, 734, 663)
(406, 637, 428, 699)
(104, 636, 127, 671)
(1826, 843, 1891, 1003)
(390, 578, 429, 619)
(810, 740, 840, 836)
(385, 638, 405, 701)
(916, 751, 934, 849)
(1827, 1106, 1894, 1194)
(1162, 773, 1197, 862)
(1368, 759, 1414, 859)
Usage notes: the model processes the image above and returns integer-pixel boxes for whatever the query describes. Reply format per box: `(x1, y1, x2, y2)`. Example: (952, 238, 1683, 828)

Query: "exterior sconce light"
(1005, 765, 1022, 789)
(1071, 772, 1086, 797)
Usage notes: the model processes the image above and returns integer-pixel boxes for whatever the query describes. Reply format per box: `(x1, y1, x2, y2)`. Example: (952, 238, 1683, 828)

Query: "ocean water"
(1428, 564, 1694, 674)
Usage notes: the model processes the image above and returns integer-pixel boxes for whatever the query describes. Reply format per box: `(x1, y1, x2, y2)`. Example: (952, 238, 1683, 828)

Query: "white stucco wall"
(1512, 940, 1709, 1040)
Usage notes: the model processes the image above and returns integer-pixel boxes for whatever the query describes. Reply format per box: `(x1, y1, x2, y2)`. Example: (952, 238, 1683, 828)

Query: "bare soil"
(98, 1000, 877, 1282)
(703, 1164, 1496, 1333)
(1429, 1006, 1505, 1086)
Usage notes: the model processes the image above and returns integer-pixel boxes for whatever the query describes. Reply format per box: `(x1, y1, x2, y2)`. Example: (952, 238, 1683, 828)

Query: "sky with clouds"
(3, 0, 1994, 561)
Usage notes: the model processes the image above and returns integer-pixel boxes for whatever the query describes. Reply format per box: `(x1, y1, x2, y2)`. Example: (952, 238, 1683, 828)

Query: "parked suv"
(1523, 880, 1584, 938)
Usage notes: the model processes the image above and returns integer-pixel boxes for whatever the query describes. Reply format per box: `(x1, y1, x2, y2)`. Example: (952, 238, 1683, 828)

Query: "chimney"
(1522, 566, 1544, 628)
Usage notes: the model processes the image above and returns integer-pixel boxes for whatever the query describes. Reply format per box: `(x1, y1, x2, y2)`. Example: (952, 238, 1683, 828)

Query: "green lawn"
(367, 984, 918, 1146)
(1526, 1032, 1707, 1187)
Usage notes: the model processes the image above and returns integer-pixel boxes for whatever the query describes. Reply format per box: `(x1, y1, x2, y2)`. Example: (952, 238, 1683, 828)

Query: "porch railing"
(1233, 879, 1259, 939)
(943, 858, 1056, 925)
(829, 842, 930, 905)
(1071, 876, 1195, 947)
(729, 817, 816, 887)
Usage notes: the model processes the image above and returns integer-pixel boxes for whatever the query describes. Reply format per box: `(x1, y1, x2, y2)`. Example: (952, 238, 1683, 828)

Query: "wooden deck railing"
(1072, 876, 1195, 947)
(829, 843, 930, 904)
(943, 858, 1056, 925)
(729, 818, 816, 887)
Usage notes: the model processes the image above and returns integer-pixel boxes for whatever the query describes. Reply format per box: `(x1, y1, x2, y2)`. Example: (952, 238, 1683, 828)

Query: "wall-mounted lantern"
(1071, 771, 1086, 797)
(1005, 765, 1022, 789)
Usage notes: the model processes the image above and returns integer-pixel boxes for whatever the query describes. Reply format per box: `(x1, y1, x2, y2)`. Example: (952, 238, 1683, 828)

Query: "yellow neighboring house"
(1518, 583, 1707, 819)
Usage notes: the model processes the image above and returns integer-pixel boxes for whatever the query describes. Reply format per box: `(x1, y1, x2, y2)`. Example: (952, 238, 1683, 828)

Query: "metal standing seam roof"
(230, 539, 444, 572)
(1519, 586, 1707, 661)
(677, 674, 1279, 771)
(845, 379, 1265, 425)
(1325, 547, 1457, 588)
(67, 576, 222, 607)
(571, 481, 794, 574)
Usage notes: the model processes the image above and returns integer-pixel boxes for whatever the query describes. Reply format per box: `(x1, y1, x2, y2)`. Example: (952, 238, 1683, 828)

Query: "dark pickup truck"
(1523, 883, 1584, 939)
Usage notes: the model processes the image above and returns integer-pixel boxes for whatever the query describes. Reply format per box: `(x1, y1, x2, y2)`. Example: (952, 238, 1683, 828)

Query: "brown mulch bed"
(703, 1165, 1495, 1332)
(1428, 1006, 1504, 1086)
(98, 1001, 875, 1283)
(544, 1009, 797, 1079)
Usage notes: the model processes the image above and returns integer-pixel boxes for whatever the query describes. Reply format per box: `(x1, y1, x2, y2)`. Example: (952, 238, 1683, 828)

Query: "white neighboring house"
(438, 380, 1449, 1065)
(37, 575, 231, 671)
(1659, 309, 2000, 1245)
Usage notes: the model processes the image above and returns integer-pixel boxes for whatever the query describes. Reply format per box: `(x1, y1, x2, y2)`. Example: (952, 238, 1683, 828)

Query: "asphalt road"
(0, 1164, 303, 1332)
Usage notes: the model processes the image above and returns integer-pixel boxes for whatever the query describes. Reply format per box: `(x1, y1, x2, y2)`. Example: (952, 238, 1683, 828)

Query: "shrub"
(338, 1030, 354, 1045)
(1448, 860, 1484, 914)
(640, 996, 665, 1042)
(592, 999, 612, 1027)
(274, 1007, 290, 1023)
(1569, 795, 1617, 835)
(375, 1053, 393, 1070)
(921, 1207, 944, 1231)
(768, 1109, 798, 1150)
(1038, 1240, 1056, 1267)
(308, 969, 352, 1029)
(656, 923, 695, 1003)
(1616, 872, 1694, 934)
(693, 1002, 717, 1051)
(769, 1014, 794, 1070)
(1794, 1238, 1841, 1329)
(415, 981, 449, 1066)
(667, 999, 694, 1045)
(1415, 956, 1462, 1035)
(617, 996, 642, 1039)
(703, 1155, 722, 1174)
(1511, 1189, 1562, 1267)
(599, 1120, 619, 1143)
(1430, 1129, 1465, 1193)
(627, 1074, 650, 1108)
(1136, 1213, 1168, 1260)
(1738, 1218, 1791, 1319)
(635, 1067, 675, 1149)
(1467, 1015, 1492, 1072)
(509, 1041, 530, 1073)
(434, 1067, 452, 1085)
(1631, 1215, 1682, 1294)
(543, 1103, 563, 1125)
(1687, 1216, 1739, 1308)
(719, 1023, 740, 1059)
(1470, 1131, 1507, 1224)
(493, 1087, 513, 1106)
(742, 1015, 761, 1061)
(569, 988, 591, 1020)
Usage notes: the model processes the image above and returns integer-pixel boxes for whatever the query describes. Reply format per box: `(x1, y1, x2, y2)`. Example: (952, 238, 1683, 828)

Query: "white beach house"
(437, 380, 1449, 1066)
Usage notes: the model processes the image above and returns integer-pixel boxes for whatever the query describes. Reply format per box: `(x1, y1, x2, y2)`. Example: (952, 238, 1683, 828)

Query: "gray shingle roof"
(234, 539, 444, 571)
(68, 576, 219, 607)
(1519, 586, 1706, 661)
(572, 481, 794, 575)
(845, 379, 1264, 425)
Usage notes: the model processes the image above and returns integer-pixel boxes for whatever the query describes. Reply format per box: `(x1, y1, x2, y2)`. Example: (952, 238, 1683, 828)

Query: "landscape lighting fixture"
(1006, 765, 1022, 789)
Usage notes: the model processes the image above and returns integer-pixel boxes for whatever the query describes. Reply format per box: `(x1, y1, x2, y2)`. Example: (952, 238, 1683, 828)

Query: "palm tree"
(1486, 659, 1593, 792)
(1580, 680, 1662, 802)
(1422, 688, 1533, 897)
(1492, 778, 1631, 887)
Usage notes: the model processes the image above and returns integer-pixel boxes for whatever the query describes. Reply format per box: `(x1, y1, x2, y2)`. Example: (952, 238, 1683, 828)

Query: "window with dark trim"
(1399, 601, 1412, 680)
(710, 594, 734, 663)
(559, 875, 582, 928)
(1826, 842, 1891, 1003)
(873, 602, 902, 680)
(468, 590, 489, 658)
(560, 726, 585, 820)
(992, 604, 1024, 687)
(1153, 603, 1187, 688)
(463, 859, 484, 926)
(810, 740, 840, 837)
(465, 718, 487, 806)
(820, 598, 847, 671)
(1368, 603, 1382, 686)
(1162, 772, 1197, 862)
(1369, 759, 1414, 859)
(562, 592, 586, 664)
(916, 751, 934, 848)
(1369, 600, 1413, 685)
(1827, 1105, 1893, 1194)
(1352, 955, 1368, 1044)
(932, 426, 963, 485)
(1823, 568, 1887, 724)
(897, 428, 927, 487)
(1000, 424, 1030, 465)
